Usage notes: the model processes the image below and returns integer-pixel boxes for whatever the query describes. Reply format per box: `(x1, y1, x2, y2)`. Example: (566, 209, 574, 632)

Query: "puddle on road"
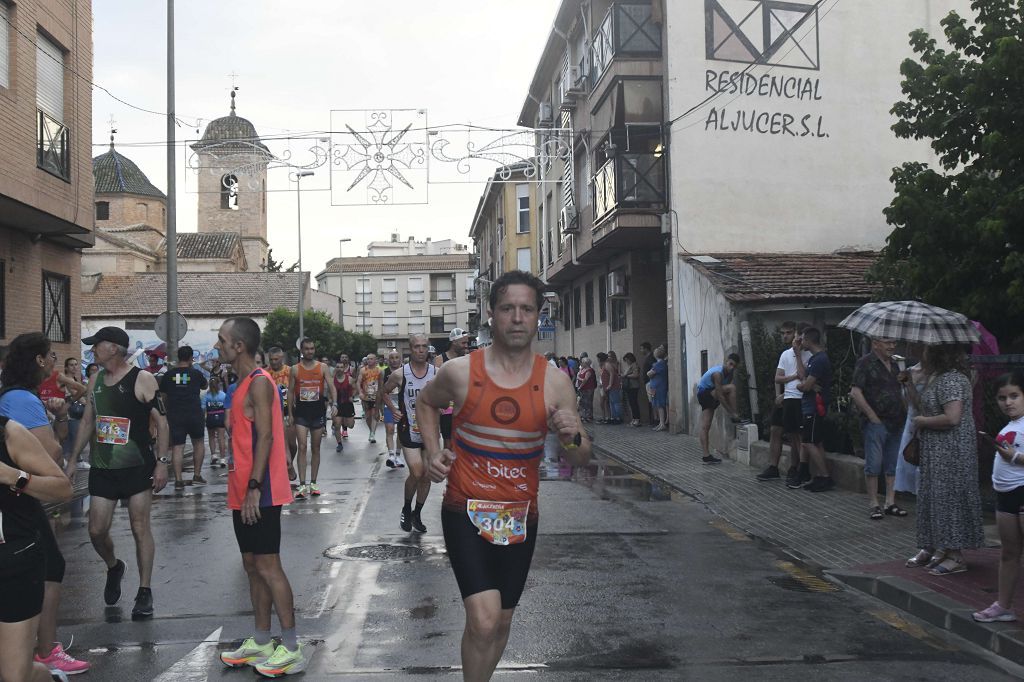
(545, 452, 679, 504)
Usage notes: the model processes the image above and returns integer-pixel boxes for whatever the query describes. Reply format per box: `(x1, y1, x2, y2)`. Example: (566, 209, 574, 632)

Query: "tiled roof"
(92, 147, 166, 198)
(319, 254, 474, 275)
(81, 272, 306, 317)
(191, 113, 271, 155)
(690, 252, 881, 304)
(102, 224, 163, 235)
(94, 230, 159, 257)
(170, 232, 241, 260)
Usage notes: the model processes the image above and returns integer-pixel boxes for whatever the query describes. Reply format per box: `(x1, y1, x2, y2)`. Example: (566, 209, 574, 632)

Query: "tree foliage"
(265, 249, 298, 273)
(870, 0, 1024, 346)
(261, 307, 377, 362)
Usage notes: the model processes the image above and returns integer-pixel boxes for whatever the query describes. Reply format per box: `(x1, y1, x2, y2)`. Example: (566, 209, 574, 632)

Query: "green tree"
(265, 249, 298, 273)
(870, 1, 1024, 345)
(261, 308, 378, 361)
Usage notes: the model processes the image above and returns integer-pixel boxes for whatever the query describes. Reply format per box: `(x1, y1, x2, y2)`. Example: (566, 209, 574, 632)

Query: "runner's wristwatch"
(563, 432, 583, 450)
(248, 478, 261, 490)
(157, 456, 170, 464)
(11, 470, 30, 494)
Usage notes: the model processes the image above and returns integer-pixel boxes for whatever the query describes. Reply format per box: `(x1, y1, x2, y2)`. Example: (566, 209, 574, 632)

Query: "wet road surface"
(49, 423, 1023, 680)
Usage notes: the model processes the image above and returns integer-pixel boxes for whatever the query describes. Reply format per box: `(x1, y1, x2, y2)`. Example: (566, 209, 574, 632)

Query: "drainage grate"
(324, 544, 424, 561)
(767, 575, 839, 593)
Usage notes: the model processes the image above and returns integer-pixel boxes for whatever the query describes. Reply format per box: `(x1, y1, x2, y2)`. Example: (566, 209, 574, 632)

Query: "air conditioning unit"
(608, 270, 629, 298)
(560, 206, 579, 234)
(538, 102, 554, 127)
(565, 65, 584, 95)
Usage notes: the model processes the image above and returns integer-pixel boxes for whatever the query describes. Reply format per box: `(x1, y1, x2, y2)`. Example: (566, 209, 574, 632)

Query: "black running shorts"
(770, 398, 803, 434)
(997, 485, 1024, 515)
(338, 401, 355, 419)
(293, 413, 326, 430)
(802, 413, 825, 445)
(89, 463, 155, 501)
(697, 389, 719, 411)
(32, 504, 65, 583)
(232, 505, 283, 555)
(170, 416, 205, 446)
(0, 541, 45, 623)
(441, 509, 538, 610)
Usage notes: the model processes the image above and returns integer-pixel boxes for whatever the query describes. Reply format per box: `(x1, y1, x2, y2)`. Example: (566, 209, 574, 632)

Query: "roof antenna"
(228, 71, 240, 116)
(108, 114, 117, 150)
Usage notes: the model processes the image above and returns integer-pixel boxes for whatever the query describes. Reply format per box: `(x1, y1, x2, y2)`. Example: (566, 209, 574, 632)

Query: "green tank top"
(91, 367, 154, 469)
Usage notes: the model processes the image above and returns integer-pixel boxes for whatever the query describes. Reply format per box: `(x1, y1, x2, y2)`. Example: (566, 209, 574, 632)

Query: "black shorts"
(337, 401, 355, 419)
(441, 413, 453, 441)
(997, 486, 1024, 515)
(206, 413, 226, 430)
(0, 541, 45, 623)
(293, 409, 327, 430)
(441, 509, 538, 610)
(89, 463, 154, 500)
(802, 414, 825, 445)
(398, 422, 422, 450)
(232, 505, 283, 555)
(362, 399, 376, 411)
(697, 389, 719, 411)
(170, 416, 205, 446)
(771, 398, 803, 434)
(32, 504, 65, 583)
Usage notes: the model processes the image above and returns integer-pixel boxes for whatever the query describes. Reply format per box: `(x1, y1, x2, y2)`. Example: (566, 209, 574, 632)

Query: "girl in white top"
(974, 371, 1024, 623)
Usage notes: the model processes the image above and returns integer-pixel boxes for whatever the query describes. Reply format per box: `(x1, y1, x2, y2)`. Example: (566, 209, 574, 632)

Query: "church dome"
(92, 145, 166, 198)
(191, 91, 270, 155)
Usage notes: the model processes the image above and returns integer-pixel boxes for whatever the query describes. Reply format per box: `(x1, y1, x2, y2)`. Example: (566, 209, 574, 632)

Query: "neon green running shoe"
(220, 637, 276, 668)
(254, 643, 305, 677)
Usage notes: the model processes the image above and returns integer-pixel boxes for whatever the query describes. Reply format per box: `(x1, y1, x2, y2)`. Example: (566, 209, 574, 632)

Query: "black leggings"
(624, 387, 641, 420)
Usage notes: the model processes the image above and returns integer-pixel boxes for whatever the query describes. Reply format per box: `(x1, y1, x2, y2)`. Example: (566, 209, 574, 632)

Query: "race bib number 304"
(96, 415, 130, 446)
(467, 499, 530, 546)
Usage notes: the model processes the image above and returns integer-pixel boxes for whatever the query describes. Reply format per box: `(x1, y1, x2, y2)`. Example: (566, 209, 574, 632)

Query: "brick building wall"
(95, 194, 167, 231)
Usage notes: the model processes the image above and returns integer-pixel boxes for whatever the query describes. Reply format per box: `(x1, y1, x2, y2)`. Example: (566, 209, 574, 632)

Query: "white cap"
(449, 328, 469, 341)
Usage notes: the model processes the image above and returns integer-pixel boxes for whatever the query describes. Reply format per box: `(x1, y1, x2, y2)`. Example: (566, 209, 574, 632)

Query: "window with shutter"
(36, 33, 64, 121)
(0, 3, 10, 89)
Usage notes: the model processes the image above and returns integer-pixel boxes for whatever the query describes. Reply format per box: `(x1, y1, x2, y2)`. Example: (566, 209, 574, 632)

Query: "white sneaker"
(76, 460, 91, 470)
(395, 451, 406, 468)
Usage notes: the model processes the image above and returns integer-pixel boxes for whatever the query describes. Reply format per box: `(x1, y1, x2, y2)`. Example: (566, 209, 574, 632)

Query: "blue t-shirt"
(0, 389, 50, 429)
(697, 365, 731, 392)
(203, 390, 227, 414)
(224, 382, 238, 409)
(649, 359, 668, 391)
(801, 351, 833, 416)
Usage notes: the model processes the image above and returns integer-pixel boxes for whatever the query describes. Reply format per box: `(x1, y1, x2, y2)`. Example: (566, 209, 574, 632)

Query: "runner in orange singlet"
(419, 271, 591, 682)
(288, 339, 337, 499)
(356, 354, 381, 444)
(266, 347, 298, 481)
(215, 317, 305, 676)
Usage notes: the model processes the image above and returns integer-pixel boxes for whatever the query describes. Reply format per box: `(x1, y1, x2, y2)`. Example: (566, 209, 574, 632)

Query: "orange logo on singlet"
(490, 397, 520, 424)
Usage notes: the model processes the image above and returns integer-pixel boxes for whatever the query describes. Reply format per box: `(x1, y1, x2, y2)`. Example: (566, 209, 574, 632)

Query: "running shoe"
(786, 470, 811, 489)
(192, 475, 208, 486)
(35, 642, 90, 675)
(76, 460, 91, 470)
(221, 637, 277, 668)
(210, 456, 221, 467)
(369, 434, 377, 444)
(342, 429, 349, 439)
(51, 671, 70, 682)
(295, 484, 308, 500)
(385, 455, 396, 469)
(973, 602, 1017, 623)
(309, 482, 321, 497)
(411, 511, 427, 534)
(755, 465, 780, 481)
(702, 455, 722, 465)
(400, 508, 412, 532)
(395, 452, 406, 468)
(804, 476, 836, 493)
(104, 559, 126, 605)
(335, 442, 344, 453)
(254, 643, 305, 677)
(131, 587, 154, 620)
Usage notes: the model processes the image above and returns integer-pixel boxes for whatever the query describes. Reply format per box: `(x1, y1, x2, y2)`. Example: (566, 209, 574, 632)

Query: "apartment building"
(315, 254, 476, 356)
(0, 0, 93, 356)
(366, 234, 469, 258)
(517, 0, 668, 365)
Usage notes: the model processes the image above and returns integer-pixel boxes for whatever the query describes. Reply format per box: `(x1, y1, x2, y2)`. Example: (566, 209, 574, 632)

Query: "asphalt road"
(48, 422, 1023, 680)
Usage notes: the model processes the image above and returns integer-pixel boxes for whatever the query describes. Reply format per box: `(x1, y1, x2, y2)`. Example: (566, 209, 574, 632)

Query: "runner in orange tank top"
(266, 347, 298, 481)
(214, 317, 305, 676)
(288, 338, 337, 499)
(417, 271, 592, 682)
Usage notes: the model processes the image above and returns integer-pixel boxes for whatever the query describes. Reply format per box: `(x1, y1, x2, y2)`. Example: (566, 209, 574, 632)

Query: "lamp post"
(338, 238, 351, 330)
(294, 170, 314, 343)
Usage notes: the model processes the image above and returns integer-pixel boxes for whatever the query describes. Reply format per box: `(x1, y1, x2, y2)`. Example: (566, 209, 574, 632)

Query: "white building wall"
(80, 316, 261, 366)
(665, 0, 969, 254)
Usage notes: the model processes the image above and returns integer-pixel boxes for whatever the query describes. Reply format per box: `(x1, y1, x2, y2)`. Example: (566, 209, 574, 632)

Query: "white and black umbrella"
(838, 300, 980, 345)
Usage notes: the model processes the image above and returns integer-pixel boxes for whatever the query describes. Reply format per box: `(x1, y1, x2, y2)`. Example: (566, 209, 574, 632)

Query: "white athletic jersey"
(397, 362, 437, 445)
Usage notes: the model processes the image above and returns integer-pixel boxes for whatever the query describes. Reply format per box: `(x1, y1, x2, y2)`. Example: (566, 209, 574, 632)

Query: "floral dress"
(915, 370, 984, 551)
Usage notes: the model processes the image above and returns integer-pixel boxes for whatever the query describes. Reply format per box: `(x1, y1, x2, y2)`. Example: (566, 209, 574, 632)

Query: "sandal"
(925, 551, 947, 570)
(905, 550, 932, 568)
(929, 558, 967, 576)
(884, 504, 908, 517)
(870, 506, 884, 520)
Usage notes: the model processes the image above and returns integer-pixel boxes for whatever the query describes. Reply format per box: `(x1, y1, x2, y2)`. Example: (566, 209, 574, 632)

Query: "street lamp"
(338, 238, 351, 330)
(294, 170, 314, 344)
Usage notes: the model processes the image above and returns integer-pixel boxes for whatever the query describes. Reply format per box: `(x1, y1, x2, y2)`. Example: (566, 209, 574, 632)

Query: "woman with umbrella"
(841, 301, 984, 575)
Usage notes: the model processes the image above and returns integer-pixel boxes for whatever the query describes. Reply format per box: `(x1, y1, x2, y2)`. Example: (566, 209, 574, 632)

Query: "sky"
(91, 1, 558, 279)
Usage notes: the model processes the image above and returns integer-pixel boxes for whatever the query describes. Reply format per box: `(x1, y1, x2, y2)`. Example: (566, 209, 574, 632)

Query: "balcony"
(37, 110, 70, 182)
(593, 153, 666, 223)
(590, 3, 662, 86)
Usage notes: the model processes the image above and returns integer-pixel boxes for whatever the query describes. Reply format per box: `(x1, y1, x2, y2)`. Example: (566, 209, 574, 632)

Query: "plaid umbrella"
(838, 301, 980, 345)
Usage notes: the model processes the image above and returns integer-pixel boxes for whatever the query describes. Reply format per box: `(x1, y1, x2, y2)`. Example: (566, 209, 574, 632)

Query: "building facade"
(0, 0, 93, 357)
(516, 0, 669, 367)
(366, 234, 469, 258)
(316, 254, 475, 356)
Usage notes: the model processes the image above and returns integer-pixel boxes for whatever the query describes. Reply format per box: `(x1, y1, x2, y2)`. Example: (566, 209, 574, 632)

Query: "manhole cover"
(324, 544, 424, 561)
(767, 575, 839, 594)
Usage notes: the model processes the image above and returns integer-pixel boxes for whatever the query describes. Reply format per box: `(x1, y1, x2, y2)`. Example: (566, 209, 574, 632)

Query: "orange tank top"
(228, 368, 293, 509)
(295, 362, 325, 404)
(268, 365, 290, 408)
(444, 350, 549, 522)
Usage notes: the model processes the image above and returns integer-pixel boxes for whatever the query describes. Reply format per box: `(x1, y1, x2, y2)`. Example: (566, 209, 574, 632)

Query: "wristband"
(53, 416, 69, 423)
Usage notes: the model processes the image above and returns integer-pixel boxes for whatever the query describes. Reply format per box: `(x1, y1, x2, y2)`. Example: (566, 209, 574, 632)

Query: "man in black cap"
(67, 326, 170, 619)
(160, 345, 208, 489)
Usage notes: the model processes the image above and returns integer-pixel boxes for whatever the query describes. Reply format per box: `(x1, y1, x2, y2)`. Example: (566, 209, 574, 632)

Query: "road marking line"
(152, 626, 222, 681)
(709, 517, 751, 542)
(868, 609, 957, 651)
(774, 560, 840, 593)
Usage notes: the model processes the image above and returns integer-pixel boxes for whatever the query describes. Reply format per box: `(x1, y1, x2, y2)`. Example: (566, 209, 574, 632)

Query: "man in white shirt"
(757, 322, 812, 485)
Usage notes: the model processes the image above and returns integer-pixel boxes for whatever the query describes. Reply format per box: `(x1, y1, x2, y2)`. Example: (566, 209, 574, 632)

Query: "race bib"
(96, 415, 130, 446)
(365, 380, 378, 399)
(410, 408, 420, 436)
(299, 387, 320, 402)
(467, 499, 530, 546)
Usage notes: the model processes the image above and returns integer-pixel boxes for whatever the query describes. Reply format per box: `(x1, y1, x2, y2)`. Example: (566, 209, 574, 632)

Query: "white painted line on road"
(329, 560, 342, 579)
(323, 561, 383, 673)
(152, 626, 222, 682)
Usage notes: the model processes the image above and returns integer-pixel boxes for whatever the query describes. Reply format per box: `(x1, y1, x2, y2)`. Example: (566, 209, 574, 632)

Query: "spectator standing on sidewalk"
(647, 346, 669, 432)
(640, 342, 655, 425)
(595, 353, 611, 423)
(757, 321, 808, 482)
(576, 357, 597, 423)
(906, 344, 983, 576)
(61, 357, 87, 470)
(695, 354, 741, 463)
(606, 351, 623, 425)
(850, 337, 909, 519)
(622, 353, 643, 427)
(792, 328, 835, 492)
